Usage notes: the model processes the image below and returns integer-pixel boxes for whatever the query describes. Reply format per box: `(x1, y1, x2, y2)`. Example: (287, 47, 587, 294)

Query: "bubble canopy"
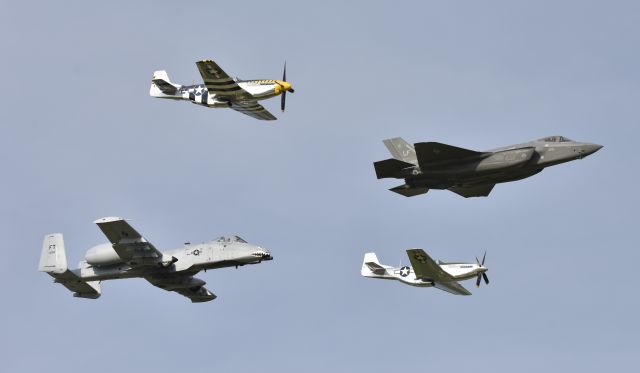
(214, 236, 247, 243)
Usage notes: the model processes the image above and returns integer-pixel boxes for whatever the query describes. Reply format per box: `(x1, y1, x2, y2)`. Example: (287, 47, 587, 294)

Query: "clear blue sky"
(1, 1, 638, 371)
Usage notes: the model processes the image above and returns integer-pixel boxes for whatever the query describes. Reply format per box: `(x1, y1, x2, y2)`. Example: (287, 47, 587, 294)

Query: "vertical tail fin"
(39, 234, 68, 274)
(383, 138, 417, 164)
(362, 252, 389, 277)
(38, 234, 102, 299)
(150, 70, 181, 97)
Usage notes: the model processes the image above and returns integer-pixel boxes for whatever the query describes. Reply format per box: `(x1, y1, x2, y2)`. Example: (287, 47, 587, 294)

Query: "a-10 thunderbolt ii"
(361, 250, 489, 295)
(38, 217, 273, 303)
(374, 136, 602, 197)
(150, 59, 294, 120)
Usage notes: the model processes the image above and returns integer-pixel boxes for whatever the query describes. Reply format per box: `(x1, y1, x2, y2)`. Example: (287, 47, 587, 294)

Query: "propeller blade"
(476, 274, 481, 287)
(482, 272, 489, 285)
(283, 61, 286, 81)
(481, 251, 487, 265)
(281, 91, 286, 112)
(475, 256, 480, 265)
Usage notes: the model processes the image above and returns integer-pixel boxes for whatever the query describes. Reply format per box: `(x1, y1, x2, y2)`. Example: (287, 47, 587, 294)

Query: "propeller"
(279, 61, 294, 112)
(475, 251, 489, 287)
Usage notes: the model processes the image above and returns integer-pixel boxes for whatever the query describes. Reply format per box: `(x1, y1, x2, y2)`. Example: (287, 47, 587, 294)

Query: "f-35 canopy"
(539, 136, 573, 142)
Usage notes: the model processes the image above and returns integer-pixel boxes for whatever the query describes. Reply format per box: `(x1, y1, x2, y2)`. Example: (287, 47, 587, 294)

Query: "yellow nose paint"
(274, 80, 292, 95)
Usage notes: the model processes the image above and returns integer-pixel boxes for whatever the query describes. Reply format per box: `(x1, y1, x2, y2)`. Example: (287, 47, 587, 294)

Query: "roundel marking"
(414, 253, 427, 263)
(400, 266, 410, 277)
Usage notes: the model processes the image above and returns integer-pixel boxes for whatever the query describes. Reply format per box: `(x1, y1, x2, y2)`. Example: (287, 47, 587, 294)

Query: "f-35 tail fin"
(383, 138, 417, 164)
(150, 70, 181, 97)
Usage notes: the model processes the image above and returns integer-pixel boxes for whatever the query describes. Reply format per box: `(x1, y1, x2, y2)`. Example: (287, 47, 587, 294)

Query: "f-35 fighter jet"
(361, 250, 489, 295)
(374, 136, 602, 197)
(38, 217, 273, 303)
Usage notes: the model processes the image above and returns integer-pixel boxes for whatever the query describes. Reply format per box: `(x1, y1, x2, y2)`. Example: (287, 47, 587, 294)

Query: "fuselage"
(402, 136, 602, 189)
(74, 236, 272, 282)
(156, 80, 288, 108)
(365, 262, 487, 287)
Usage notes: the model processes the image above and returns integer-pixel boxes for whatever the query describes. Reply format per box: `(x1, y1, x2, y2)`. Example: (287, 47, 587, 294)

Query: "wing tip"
(93, 216, 125, 224)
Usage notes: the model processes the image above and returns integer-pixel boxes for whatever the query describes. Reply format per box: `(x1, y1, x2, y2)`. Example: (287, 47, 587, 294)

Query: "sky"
(1, 1, 639, 371)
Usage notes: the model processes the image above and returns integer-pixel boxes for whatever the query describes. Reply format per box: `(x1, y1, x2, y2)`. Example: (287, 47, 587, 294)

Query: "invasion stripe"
(206, 86, 242, 92)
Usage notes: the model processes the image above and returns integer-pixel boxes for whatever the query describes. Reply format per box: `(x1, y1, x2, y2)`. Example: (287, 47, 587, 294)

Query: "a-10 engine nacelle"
(85, 243, 122, 266)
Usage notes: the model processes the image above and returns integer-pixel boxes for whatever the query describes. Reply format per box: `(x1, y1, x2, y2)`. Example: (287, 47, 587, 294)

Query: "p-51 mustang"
(374, 136, 602, 197)
(38, 217, 273, 303)
(361, 250, 489, 296)
(150, 59, 294, 120)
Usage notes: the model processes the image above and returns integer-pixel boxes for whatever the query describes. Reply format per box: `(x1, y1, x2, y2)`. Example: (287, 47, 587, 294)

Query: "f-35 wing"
(406, 249, 453, 282)
(390, 184, 429, 197)
(94, 217, 163, 266)
(230, 100, 277, 120)
(448, 184, 495, 198)
(434, 281, 472, 296)
(414, 142, 484, 167)
(196, 59, 252, 100)
(145, 275, 217, 303)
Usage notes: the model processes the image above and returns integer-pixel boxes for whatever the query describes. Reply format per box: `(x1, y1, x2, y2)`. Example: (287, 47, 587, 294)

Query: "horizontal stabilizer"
(51, 270, 102, 299)
(364, 262, 387, 275)
(374, 158, 415, 179)
(390, 184, 429, 197)
(414, 142, 483, 167)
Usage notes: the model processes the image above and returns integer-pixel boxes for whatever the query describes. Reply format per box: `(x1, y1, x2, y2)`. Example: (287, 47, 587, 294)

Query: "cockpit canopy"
(214, 235, 247, 243)
(539, 136, 573, 143)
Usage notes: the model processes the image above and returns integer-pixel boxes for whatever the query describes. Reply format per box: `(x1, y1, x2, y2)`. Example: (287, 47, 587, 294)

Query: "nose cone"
(275, 80, 293, 94)
(578, 143, 603, 158)
(258, 247, 273, 261)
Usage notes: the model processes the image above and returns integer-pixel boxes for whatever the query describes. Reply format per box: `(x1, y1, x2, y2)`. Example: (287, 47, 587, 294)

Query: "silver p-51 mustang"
(39, 217, 273, 302)
(362, 250, 489, 295)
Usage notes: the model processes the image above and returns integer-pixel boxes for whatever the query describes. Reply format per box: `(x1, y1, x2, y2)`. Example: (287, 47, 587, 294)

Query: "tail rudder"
(362, 252, 389, 277)
(39, 234, 67, 274)
(383, 137, 417, 164)
(150, 70, 181, 97)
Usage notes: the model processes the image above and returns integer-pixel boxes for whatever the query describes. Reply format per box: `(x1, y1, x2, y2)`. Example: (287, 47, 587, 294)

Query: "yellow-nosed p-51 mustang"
(150, 59, 294, 121)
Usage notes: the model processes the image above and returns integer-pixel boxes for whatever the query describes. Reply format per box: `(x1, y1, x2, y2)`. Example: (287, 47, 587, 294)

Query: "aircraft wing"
(414, 142, 483, 167)
(448, 184, 495, 198)
(230, 100, 277, 120)
(390, 184, 429, 197)
(145, 275, 217, 303)
(406, 249, 454, 282)
(196, 60, 252, 99)
(94, 217, 163, 266)
(434, 281, 472, 296)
